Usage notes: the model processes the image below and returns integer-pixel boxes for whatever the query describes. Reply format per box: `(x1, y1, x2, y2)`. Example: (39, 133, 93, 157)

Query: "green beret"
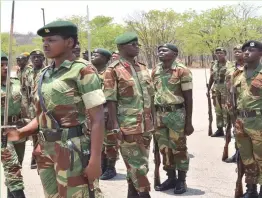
(233, 44, 242, 51)
(93, 48, 112, 59)
(242, 40, 262, 51)
(30, 49, 44, 56)
(1, 51, 8, 60)
(115, 32, 138, 45)
(158, 43, 178, 52)
(215, 47, 226, 53)
(37, 20, 78, 37)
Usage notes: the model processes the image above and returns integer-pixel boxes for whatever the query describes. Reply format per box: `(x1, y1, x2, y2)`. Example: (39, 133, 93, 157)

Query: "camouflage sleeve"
(180, 68, 193, 91)
(24, 67, 33, 88)
(77, 65, 106, 109)
(103, 67, 117, 101)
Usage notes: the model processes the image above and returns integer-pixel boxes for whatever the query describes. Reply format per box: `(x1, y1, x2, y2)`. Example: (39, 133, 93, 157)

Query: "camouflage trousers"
(155, 109, 189, 171)
(119, 131, 152, 193)
(212, 87, 227, 128)
(235, 116, 262, 184)
(102, 130, 119, 161)
(21, 94, 30, 118)
(1, 142, 24, 192)
(36, 134, 103, 198)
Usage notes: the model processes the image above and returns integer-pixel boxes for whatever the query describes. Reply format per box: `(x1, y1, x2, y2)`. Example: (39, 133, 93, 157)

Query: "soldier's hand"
(3, 128, 21, 141)
(184, 123, 194, 136)
(83, 159, 101, 187)
(1, 149, 12, 162)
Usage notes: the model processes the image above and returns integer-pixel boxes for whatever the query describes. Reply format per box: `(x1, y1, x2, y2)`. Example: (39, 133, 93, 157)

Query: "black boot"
(101, 156, 107, 175)
(242, 184, 258, 198)
(155, 170, 176, 191)
(30, 156, 37, 169)
(127, 182, 139, 198)
(211, 127, 224, 137)
(139, 192, 151, 198)
(224, 150, 237, 163)
(100, 159, 117, 180)
(258, 185, 262, 198)
(7, 188, 14, 198)
(174, 170, 187, 194)
(11, 190, 26, 198)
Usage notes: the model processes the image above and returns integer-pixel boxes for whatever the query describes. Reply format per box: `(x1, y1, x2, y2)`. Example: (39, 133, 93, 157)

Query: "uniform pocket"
(118, 80, 135, 97)
(250, 75, 262, 97)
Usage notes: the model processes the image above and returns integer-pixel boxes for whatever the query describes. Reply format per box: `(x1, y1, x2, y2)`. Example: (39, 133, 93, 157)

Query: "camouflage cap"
(215, 47, 227, 53)
(233, 44, 242, 51)
(37, 20, 78, 37)
(30, 49, 44, 56)
(1, 51, 8, 60)
(22, 52, 30, 57)
(242, 40, 262, 51)
(93, 48, 112, 59)
(115, 32, 138, 45)
(16, 53, 27, 59)
(158, 43, 178, 52)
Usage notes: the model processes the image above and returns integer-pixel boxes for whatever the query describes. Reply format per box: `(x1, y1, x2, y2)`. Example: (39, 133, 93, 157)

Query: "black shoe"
(30, 157, 37, 169)
(155, 170, 176, 191)
(225, 152, 237, 163)
(101, 157, 107, 175)
(211, 127, 224, 137)
(139, 192, 151, 198)
(174, 171, 187, 194)
(11, 190, 26, 198)
(242, 184, 258, 198)
(127, 182, 139, 198)
(7, 188, 14, 198)
(100, 167, 117, 180)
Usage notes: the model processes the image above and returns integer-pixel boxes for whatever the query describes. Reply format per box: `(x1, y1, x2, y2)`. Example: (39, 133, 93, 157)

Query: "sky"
(1, 0, 262, 34)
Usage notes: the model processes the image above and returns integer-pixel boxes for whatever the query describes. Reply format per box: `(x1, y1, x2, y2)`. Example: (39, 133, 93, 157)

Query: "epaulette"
(74, 58, 90, 66)
(176, 62, 187, 69)
(108, 60, 120, 68)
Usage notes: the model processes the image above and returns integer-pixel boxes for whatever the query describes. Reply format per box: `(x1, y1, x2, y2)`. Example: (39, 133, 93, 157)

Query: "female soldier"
(5, 21, 105, 198)
(1, 52, 26, 198)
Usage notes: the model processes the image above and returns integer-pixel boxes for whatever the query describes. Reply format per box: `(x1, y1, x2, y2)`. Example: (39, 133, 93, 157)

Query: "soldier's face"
(91, 52, 107, 66)
(121, 41, 140, 57)
(73, 44, 81, 58)
(243, 47, 262, 63)
(234, 50, 243, 61)
(1, 60, 8, 77)
(158, 47, 176, 61)
(112, 54, 119, 61)
(31, 54, 44, 67)
(16, 57, 27, 67)
(215, 51, 226, 61)
(42, 35, 74, 58)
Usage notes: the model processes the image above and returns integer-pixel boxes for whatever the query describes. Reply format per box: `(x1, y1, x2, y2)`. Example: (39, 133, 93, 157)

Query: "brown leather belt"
(155, 103, 184, 112)
(1, 115, 20, 123)
(237, 110, 262, 118)
(38, 125, 84, 142)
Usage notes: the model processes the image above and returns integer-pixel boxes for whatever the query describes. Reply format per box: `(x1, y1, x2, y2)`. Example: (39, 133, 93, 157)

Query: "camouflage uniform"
(104, 58, 154, 192)
(33, 59, 105, 197)
(233, 63, 262, 185)
(211, 60, 233, 128)
(152, 61, 192, 173)
(1, 78, 25, 193)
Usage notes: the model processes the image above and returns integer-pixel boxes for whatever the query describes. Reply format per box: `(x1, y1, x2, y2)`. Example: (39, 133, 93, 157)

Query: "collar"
(159, 61, 178, 71)
(51, 59, 75, 70)
(119, 57, 139, 68)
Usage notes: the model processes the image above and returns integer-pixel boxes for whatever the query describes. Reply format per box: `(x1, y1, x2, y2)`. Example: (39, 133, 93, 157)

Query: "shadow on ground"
(161, 187, 205, 196)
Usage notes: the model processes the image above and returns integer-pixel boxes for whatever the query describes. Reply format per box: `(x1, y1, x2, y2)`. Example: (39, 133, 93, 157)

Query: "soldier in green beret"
(91, 48, 119, 180)
(152, 43, 193, 194)
(1, 52, 26, 198)
(207, 47, 233, 137)
(73, 41, 81, 59)
(104, 32, 155, 198)
(5, 20, 105, 198)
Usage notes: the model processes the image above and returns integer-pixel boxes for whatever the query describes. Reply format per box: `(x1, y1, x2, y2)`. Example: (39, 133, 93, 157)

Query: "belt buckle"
(38, 130, 46, 141)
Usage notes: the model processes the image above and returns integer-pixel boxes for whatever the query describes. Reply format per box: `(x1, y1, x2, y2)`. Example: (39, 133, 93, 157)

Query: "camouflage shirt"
(1, 78, 21, 117)
(17, 64, 33, 92)
(152, 61, 192, 105)
(33, 58, 106, 130)
(103, 58, 154, 135)
(233, 64, 262, 111)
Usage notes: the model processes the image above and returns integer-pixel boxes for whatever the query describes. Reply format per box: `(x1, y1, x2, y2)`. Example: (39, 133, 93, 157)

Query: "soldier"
(112, 51, 120, 61)
(83, 50, 92, 61)
(207, 47, 233, 137)
(224, 44, 245, 163)
(28, 49, 46, 169)
(103, 32, 155, 198)
(5, 20, 105, 198)
(1, 52, 26, 198)
(233, 40, 262, 197)
(152, 44, 194, 194)
(91, 48, 119, 180)
(73, 41, 81, 59)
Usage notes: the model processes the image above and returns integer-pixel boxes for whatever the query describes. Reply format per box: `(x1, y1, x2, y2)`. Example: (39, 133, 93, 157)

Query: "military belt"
(214, 79, 225, 84)
(155, 103, 184, 112)
(237, 110, 262, 118)
(38, 125, 83, 142)
(1, 115, 20, 123)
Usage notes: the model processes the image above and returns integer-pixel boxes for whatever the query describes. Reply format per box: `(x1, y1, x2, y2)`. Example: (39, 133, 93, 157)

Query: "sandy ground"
(1, 68, 240, 198)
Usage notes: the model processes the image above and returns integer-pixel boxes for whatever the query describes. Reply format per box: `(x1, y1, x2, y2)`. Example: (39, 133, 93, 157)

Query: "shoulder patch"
(108, 60, 120, 68)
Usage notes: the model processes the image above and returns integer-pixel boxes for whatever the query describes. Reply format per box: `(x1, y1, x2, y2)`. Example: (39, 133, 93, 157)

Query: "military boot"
(30, 156, 37, 169)
(155, 170, 176, 191)
(174, 170, 187, 194)
(224, 150, 237, 163)
(139, 192, 151, 198)
(101, 156, 107, 175)
(127, 182, 139, 198)
(100, 159, 117, 180)
(7, 188, 14, 198)
(258, 185, 262, 198)
(211, 127, 224, 137)
(11, 190, 26, 198)
(242, 184, 258, 198)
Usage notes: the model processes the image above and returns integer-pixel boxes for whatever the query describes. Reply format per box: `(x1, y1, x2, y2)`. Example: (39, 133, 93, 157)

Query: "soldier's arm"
(103, 67, 119, 130)
(78, 65, 106, 163)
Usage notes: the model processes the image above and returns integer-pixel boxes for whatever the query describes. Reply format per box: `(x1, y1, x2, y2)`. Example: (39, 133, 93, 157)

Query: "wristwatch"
(110, 129, 120, 134)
